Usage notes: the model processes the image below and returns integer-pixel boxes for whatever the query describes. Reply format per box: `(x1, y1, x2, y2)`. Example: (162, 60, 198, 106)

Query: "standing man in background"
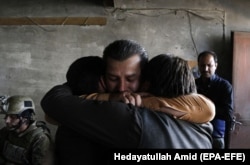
(195, 50, 234, 149)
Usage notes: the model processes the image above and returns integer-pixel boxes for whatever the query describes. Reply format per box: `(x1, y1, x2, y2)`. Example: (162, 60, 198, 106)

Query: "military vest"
(0, 121, 51, 164)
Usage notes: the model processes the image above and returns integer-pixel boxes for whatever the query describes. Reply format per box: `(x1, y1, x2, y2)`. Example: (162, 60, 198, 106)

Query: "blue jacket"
(195, 74, 233, 138)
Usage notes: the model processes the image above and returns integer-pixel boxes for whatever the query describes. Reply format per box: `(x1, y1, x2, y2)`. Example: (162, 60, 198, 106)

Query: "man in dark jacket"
(195, 50, 233, 149)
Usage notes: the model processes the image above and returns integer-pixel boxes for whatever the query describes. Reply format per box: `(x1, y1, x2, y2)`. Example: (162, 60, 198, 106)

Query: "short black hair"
(66, 56, 104, 95)
(198, 50, 218, 63)
(103, 39, 148, 71)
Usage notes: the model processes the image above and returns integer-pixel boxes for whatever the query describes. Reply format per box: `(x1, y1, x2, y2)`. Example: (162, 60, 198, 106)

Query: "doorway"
(229, 31, 250, 148)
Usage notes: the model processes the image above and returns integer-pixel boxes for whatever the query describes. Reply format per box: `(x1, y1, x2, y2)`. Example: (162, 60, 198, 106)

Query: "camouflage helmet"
(3, 95, 35, 115)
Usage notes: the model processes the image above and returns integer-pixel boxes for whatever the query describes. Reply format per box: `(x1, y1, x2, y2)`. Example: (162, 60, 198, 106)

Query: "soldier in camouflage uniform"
(0, 95, 53, 165)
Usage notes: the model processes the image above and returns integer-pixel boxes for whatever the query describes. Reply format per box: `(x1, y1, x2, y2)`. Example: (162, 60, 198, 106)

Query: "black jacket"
(41, 85, 213, 164)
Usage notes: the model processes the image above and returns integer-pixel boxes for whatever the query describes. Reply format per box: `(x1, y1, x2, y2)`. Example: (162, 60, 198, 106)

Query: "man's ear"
(20, 117, 27, 123)
(215, 62, 218, 69)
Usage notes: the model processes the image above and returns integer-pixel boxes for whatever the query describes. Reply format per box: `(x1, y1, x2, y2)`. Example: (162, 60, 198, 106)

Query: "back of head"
(102, 39, 148, 70)
(2, 95, 35, 119)
(145, 54, 197, 98)
(66, 56, 105, 95)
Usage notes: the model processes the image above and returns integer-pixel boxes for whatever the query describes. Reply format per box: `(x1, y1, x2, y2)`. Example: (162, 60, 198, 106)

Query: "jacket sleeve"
(81, 93, 110, 100)
(82, 92, 215, 123)
(40, 85, 141, 148)
(141, 94, 215, 123)
(216, 81, 234, 123)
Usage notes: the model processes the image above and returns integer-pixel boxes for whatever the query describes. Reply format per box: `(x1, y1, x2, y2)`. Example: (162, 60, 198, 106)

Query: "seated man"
(0, 95, 53, 165)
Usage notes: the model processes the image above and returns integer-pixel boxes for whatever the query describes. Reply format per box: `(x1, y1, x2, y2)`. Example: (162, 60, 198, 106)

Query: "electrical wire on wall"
(106, 7, 226, 58)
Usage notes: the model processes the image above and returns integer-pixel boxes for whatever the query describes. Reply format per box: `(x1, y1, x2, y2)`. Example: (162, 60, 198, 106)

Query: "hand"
(122, 92, 142, 107)
(109, 92, 142, 107)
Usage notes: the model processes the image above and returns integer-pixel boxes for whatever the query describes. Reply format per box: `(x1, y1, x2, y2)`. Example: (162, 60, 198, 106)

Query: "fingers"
(122, 92, 142, 107)
(110, 92, 143, 107)
(131, 93, 142, 107)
